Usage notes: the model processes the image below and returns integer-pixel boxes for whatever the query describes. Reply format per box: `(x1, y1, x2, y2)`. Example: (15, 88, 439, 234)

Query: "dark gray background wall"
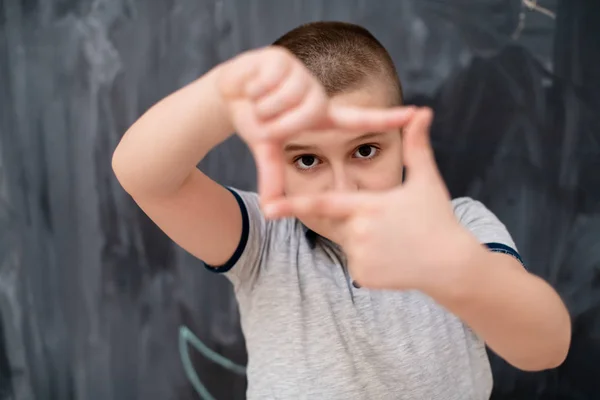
(1, 0, 599, 399)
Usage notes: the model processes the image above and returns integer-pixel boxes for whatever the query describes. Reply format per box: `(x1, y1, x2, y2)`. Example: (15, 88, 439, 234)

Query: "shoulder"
(451, 197, 508, 238)
(229, 188, 300, 241)
(205, 187, 305, 283)
(451, 197, 525, 267)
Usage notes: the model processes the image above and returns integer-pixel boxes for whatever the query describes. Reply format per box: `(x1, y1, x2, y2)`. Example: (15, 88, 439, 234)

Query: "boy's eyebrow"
(284, 132, 385, 153)
(283, 143, 318, 152)
(347, 132, 386, 144)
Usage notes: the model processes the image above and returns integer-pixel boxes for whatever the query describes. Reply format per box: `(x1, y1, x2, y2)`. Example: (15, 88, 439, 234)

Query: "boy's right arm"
(112, 65, 244, 267)
(112, 46, 414, 269)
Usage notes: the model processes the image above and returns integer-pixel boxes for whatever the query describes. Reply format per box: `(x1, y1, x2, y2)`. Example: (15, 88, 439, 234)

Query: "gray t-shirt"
(206, 188, 524, 400)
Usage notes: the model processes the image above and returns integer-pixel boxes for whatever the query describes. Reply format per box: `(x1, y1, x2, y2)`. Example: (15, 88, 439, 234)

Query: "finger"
(254, 64, 309, 121)
(402, 108, 439, 180)
(261, 84, 329, 140)
(245, 47, 294, 99)
(251, 141, 285, 205)
(263, 192, 371, 220)
(327, 105, 416, 132)
(218, 51, 261, 99)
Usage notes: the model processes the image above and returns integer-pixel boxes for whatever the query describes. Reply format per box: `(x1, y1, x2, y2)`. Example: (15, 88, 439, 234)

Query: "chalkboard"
(1, 0, 598, 399)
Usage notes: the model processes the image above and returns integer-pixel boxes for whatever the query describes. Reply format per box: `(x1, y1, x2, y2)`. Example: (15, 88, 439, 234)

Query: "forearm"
(429, 237, 571, 371)
(112, 65, 233, 197)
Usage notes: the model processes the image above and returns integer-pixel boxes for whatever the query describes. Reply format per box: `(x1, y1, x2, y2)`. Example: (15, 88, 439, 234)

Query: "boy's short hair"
(273, 21, 403, 106)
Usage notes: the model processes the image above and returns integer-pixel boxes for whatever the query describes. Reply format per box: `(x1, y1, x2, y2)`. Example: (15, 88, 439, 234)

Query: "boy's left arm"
(427, 206, 571, 372)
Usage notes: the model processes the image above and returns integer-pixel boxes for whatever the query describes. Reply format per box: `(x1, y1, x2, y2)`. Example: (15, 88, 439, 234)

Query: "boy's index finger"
(264, 192, 368, 220)
(327, 105, 416, 132)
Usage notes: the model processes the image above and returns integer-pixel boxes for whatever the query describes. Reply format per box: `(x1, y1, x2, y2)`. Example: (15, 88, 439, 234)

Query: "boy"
(113, 21, 571, 399)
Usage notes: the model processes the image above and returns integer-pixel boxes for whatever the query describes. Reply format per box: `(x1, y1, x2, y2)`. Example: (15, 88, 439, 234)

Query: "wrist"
(201, 64, 236, 136)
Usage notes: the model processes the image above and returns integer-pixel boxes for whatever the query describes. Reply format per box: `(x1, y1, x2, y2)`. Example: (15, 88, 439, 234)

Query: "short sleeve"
(203, 187, 269, 287)
(452, 197, 525, 268)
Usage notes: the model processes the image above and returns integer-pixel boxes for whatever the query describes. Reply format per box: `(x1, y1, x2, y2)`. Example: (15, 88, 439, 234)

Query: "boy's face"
(282, 80, 404, 243)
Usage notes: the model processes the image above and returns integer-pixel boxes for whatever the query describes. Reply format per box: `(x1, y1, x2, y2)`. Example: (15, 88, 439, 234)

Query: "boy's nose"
(331, 169, 358, 192)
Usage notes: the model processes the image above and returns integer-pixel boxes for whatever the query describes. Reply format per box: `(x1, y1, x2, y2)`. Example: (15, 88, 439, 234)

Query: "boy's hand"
(217, 46, 415, 205)
(264, 108, 477, 292)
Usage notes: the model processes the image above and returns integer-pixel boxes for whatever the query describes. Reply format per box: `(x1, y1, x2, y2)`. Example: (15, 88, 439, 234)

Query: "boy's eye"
(353, 145, 378, 159)
(295, 155, 320, 170)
